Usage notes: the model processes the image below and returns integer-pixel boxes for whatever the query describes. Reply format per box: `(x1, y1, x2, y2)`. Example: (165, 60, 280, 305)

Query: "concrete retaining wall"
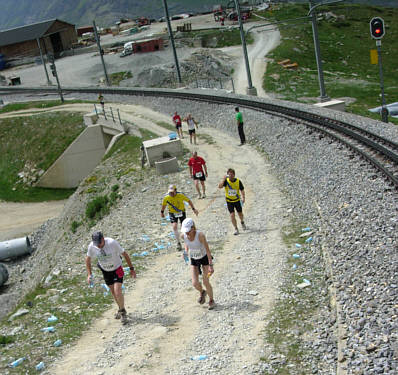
(37, 125, 115, 188)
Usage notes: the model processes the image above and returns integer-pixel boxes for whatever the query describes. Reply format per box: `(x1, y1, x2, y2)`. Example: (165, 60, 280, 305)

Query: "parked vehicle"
(120, 42, 134, 57)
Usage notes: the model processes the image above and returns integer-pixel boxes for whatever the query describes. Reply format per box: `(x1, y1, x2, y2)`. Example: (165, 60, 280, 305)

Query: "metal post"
(162, 0, 182, 84)
(110, 107, 115, 122)
(103, 109, 107, 120)
(93, 20, 110, 86)
(376, 40, 388, 123)
(48, 54, 64, 103)
(308, 0, 329, 102)
(231, 77, 235, 93)
(117, 108, 122, 125)
(234, 0, 257, 95)
(94, 104, 98, 115)
(36, 38, 52, 85)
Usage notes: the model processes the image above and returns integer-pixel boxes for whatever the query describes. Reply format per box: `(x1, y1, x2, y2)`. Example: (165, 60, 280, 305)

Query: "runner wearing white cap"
(181, 218, 215, 310)
(161, 184, 198, 251)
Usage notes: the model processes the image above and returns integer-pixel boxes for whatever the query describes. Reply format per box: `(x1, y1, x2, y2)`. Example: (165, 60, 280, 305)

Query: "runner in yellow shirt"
(161, 184, 198, 250)
(218, 168, 246, 235)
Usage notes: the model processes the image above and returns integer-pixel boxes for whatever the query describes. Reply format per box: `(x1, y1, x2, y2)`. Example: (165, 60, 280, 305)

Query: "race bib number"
(228, 188, 237, 197)
(190, 248, 202, 259)
(174, 212, 183, 218)
(195, 171, 203, 178)
(98, 254, 115, 271)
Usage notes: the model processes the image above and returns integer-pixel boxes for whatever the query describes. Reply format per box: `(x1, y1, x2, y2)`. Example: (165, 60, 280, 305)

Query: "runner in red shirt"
(172, 111, 183, 139)
(188, 151, 208, 199)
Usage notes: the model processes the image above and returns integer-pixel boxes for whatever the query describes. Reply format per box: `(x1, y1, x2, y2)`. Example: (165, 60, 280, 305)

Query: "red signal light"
(370, 17, 385, 40)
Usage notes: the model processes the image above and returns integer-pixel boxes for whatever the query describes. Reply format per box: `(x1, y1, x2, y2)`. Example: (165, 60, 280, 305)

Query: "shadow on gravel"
(126, 312, 180, 327)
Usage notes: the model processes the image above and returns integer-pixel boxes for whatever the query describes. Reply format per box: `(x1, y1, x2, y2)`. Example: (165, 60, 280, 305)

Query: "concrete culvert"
(0, 263, 9, 286)
(0, 237, 32, 261)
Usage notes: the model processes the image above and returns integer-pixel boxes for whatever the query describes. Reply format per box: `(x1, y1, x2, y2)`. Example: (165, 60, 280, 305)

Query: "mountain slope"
(0, 0, 222, 30)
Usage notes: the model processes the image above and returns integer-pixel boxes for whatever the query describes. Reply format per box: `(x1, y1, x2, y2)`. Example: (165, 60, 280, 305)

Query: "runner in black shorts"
(161, 184, 198, 251)
(188, 151, 208, 199)
(86, 232, 136, 324)
(181, 218, 215, 310)
(218, 168, 247, 235)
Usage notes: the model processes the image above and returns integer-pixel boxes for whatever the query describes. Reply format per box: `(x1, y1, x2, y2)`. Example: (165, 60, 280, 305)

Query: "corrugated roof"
(0, 19, 70, 47)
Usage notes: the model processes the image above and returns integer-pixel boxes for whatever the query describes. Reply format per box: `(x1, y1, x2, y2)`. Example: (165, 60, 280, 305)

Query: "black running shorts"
(227, 200, 242, 213)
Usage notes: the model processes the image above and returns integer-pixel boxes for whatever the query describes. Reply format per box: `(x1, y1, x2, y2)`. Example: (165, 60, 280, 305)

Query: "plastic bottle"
(292, 253, 300, 259)
(183, 251, 189, 265)
(88, 275, 94, 288)
(295, 243, 302, 248)
(9, 357, 25, 367)
(302, 227, 311, 232)
(41, 326, 55, 333)
(36, 362, 45, 371)
(292, 264, 297, 270)
(47, 315, 58, 323)
(191, 355, 208, 360)
(53, 339, 62, 347)
(305, 236, 313, 243)
(101, 283, 110, 296)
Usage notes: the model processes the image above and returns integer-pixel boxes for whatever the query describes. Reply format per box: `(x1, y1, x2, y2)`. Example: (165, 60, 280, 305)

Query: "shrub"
(85, 195, 109, 220)
(70, 220, 81, 233)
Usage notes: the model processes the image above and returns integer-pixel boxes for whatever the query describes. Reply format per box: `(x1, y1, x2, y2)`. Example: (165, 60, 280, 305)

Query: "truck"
(120, 42, 134, 57)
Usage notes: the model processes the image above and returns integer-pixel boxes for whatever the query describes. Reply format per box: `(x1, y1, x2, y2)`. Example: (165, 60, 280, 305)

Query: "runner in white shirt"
(86, 231, 136, 324)
(180, 218, 215, 310)
(184, 114, 198, 145)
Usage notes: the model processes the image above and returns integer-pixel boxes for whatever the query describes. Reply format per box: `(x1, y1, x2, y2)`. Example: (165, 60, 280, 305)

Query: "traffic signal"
(370, 17, 385, 40)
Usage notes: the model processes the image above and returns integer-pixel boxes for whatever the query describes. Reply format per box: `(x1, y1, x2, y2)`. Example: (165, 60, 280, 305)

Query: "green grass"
(154, 120, 175, 132)
(108, 71, 133, 86)
(0, 112, 85, 202)
(0, 100, 90, 114)
(182, 29, 253, 48)
(259, 3, 398, 124)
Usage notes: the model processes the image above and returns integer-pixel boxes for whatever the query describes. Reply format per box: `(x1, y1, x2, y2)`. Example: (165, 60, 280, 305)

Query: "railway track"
(1, 85, 397, 188)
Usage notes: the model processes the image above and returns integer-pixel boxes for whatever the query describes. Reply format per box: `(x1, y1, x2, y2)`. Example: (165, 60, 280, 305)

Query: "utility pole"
(370, 17, 388, 123)
(36, 38, 52, 85)
(308, 0, 329, 102)
(93, 20, 110, 86)
(48, 54, 64, 103)
(234, 0, 257, 96)
(162, 0, 182, 84)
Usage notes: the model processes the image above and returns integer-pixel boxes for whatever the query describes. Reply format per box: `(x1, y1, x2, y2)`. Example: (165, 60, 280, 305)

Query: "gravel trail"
(46, 114, 287, 374)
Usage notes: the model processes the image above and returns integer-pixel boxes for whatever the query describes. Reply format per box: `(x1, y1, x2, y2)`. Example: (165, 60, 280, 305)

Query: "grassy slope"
(0, 110, 84, 202)
(257, 3, 398, 124)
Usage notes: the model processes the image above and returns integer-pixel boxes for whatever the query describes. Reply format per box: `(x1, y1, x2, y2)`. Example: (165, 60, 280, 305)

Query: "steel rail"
(1, 85, 397, 187)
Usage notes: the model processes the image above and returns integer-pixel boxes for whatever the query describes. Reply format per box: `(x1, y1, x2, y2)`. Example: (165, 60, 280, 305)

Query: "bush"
(111, 184, 119, 192)
(85, 195, 109, 220)
(70, 220, 81, 233)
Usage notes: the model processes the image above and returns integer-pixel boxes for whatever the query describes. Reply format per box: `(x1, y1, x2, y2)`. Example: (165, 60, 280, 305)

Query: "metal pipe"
(0, 237, 32, 261)
(162, 0, 182, 84)
(93, 20, 110, 86)
(376, 41, 388, 123)
(0, 263, 8, 287)
(234, 0, 253, 89)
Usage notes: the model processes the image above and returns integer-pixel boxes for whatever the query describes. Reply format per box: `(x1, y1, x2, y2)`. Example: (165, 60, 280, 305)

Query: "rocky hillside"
(0, 0, 222, 29)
